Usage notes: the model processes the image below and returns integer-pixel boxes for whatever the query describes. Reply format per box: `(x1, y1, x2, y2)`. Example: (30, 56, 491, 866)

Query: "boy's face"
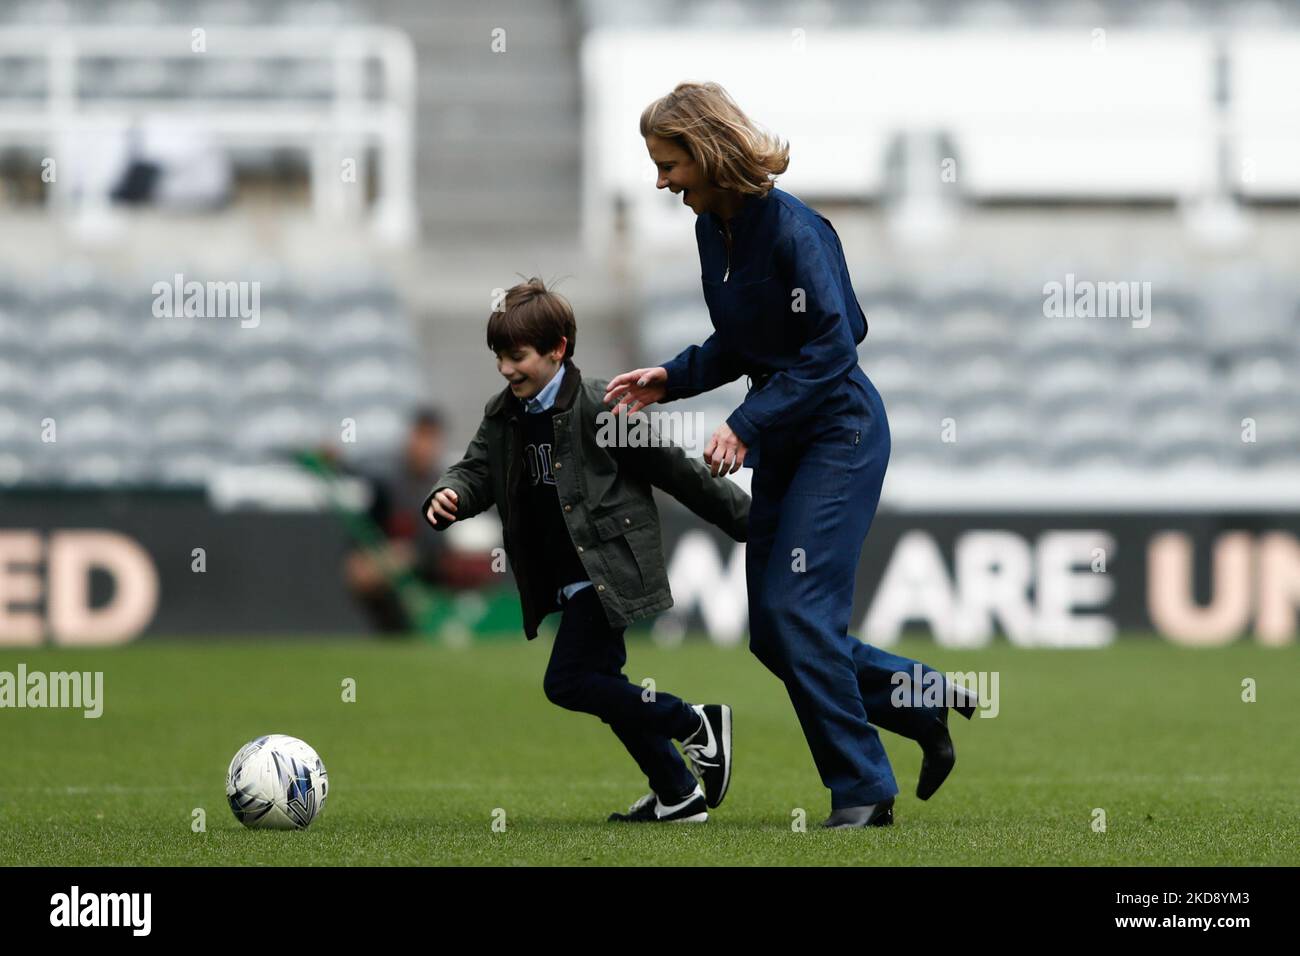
(496, 339, 566, 401)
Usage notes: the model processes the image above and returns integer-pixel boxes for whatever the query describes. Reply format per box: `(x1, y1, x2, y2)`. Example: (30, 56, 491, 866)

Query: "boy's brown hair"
(486, 277, 577, 361)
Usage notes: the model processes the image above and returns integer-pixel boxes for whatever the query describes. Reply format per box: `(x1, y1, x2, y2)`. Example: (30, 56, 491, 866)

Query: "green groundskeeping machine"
(295, 450, 523, 641)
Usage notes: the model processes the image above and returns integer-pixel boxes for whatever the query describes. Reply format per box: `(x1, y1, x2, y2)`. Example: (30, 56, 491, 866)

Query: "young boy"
(423, 278, 750, 823)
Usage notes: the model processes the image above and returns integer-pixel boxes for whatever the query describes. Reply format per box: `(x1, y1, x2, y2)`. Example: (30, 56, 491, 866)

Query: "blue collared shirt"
(659, 187, 871, 467)
(524, 361, 566, 415)
(523, 362, 593, 604)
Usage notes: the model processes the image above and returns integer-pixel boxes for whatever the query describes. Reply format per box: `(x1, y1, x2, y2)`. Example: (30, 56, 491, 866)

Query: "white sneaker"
(607, 785, 708, 823)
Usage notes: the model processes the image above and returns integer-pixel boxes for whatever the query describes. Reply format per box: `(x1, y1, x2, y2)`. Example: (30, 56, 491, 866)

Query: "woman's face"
(646, 134, 714, 216)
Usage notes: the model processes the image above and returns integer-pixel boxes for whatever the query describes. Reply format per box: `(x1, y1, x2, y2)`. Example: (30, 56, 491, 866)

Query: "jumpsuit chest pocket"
(702, 273, 790, 356)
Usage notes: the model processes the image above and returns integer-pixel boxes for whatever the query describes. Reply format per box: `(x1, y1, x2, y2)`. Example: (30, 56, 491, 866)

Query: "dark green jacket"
(422, 359, 750, 639)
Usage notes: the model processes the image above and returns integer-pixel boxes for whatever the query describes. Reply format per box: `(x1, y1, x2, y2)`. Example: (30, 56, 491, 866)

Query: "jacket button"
(554, 461, 562, 469)
(624, 517, 631, 525)
(563, 504, 572, 512)
(577, 546, 584, 553)
(597, 584, 605, 592)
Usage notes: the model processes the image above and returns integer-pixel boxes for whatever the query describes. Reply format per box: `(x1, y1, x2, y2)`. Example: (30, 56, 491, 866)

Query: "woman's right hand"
(603, 367, 668, 415)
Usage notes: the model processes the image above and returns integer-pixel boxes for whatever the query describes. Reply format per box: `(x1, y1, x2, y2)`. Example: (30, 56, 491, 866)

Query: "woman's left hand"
(704, 422, 748, 477)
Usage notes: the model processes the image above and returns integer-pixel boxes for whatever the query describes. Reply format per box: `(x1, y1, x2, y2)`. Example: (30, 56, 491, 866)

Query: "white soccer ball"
(226, 734, 329, 830)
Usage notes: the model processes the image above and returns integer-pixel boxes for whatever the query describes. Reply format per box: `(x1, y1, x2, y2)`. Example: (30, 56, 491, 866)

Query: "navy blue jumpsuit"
(659, 187, 947, 808)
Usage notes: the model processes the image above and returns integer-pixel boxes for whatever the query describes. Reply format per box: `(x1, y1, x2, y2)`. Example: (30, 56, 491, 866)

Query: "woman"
(604, 82, 976, 828)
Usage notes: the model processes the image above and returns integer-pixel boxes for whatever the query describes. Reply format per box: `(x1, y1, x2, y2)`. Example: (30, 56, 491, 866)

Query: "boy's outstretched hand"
(603, 367, 668, 415)
(425, 488, 459, 526)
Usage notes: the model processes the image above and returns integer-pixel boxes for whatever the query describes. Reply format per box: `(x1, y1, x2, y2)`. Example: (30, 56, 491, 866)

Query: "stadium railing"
(0, 25, 418, 243)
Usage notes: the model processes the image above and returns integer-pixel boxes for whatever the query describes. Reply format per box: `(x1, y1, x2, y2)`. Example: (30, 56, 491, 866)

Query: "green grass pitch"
(1, 636, 1295, 866)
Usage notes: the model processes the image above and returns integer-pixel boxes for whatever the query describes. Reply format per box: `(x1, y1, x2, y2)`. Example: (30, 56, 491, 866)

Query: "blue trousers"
(543, 585, 700, 801)
(746, 377, 948, 809)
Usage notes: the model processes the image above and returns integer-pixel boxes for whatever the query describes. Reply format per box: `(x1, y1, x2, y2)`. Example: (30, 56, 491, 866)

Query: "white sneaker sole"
(714, 704, 732, 808)
(665, 811, 708, 823)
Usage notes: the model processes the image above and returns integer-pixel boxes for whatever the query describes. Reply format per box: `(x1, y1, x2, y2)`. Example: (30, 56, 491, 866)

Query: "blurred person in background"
(345, 407, 452, 633)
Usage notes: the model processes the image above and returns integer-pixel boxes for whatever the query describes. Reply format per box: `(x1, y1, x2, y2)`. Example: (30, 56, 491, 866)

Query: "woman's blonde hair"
(639, 82, 789, 196)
